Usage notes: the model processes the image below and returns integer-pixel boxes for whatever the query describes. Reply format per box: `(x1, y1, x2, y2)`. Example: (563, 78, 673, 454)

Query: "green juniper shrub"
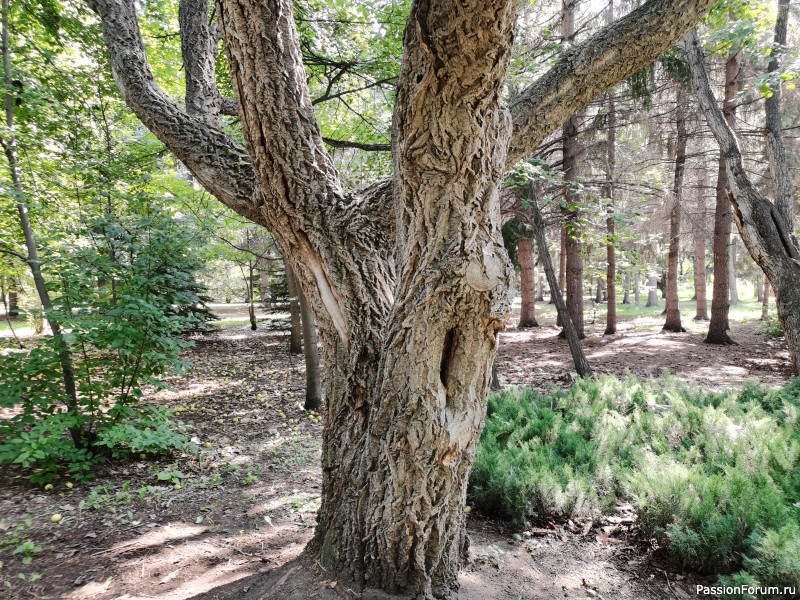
(0, 209, 201, 483)
(469, 375, 800, 594)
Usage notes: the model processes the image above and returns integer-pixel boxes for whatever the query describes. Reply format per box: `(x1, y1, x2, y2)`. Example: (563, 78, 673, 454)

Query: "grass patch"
(470, 375, 800, 592)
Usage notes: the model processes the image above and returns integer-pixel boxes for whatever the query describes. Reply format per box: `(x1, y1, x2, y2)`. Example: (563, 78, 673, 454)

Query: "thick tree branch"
(507, 0, 717, 165)
(86, 0, 259, 222)
(179, 0, 222, 121)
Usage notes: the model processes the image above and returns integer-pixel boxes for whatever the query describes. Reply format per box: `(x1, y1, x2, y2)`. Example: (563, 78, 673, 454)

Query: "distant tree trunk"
(634, 269, 641, 304)
(761, 276, 770, 320)
(645, 272, 659, 307)
(247, 259, 257, 330)
(604, 0, 618, 335)
(664, 85, 687, 332)
(257, 255, 270, 303)
(0, 282, 23, 348)
(560, 0, 584, 339)
(7, 287, 18, 316)
(728, 234, 739, 305)
(555, 227, 566, 313)
(517, 236, 539, 328)
(298, 286, 323, 410)
(285, 260, 303, 354)
(622, 271, 631, 304)
(529, 186, 591, 377)
(693, 168, 709, 320)
(535, 271, 544, 302)
(705, 50, 741, 345)
(756, 279, 763, 303)
(595, 277, 603, 304)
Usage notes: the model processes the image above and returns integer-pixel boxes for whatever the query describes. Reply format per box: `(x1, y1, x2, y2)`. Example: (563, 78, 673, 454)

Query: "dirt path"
(0, 312, 791, 599)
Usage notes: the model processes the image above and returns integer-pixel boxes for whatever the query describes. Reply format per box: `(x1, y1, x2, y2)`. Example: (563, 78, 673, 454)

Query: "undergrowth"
(469, 375, 800, 596)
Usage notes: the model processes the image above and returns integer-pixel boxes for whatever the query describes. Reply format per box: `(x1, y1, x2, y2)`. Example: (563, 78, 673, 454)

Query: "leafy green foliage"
(0, 209, 202, 483)
(470, 375, 800, 588)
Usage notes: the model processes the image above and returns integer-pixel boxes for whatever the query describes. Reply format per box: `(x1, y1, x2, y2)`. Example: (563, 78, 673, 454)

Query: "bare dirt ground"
(0, 307, 792, 600)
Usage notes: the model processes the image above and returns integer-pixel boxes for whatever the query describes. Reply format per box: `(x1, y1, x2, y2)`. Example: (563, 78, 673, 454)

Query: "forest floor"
(0, 299, 793, 600)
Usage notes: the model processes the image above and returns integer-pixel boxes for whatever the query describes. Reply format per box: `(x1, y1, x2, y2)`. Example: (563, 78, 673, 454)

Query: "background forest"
(1, 0, 800, 599)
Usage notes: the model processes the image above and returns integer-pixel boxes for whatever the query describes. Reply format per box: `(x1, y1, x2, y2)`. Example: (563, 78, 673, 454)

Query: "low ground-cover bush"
(470, 375, 800, 594)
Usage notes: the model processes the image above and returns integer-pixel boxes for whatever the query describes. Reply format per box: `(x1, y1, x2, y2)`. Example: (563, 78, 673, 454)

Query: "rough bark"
(517, 236, 539, 327)
(693, 168, 709, 320)
(686, 28, 800, 374)
(87, 0, 721, 595)
(703, 48, 741, 345)
(179, 0, 224, 122)
(663, 85, 687, 333)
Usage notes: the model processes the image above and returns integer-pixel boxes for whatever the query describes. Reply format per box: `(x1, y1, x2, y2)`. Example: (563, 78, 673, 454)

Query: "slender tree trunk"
(247, 260, 257, 330)
(634, 269, 641, 304)
(1, 282, 23, 348)
(517, 236, 539, 327)
(756, 279, 763, 303)
(555, 227, 566, 313)
(603, 0, 618, 335)
(622, 271, 631, 304)
(7, 287, 18, 316)
(645, 272, 659, 307)
(693, 168, 709, 320)
(664, 85, 687, 332)
(529, 187, 591, 377)
(705, 50, 741, 345)
(535, 270, 544, 302)
(298, 286, 323, 410)
(284, 260, 303, 355)
(761, 276, 770, 320)
(728, 234, 739, 305)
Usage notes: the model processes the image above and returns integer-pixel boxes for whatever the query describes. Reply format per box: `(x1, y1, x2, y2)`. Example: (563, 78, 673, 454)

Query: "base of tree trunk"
(704, 333, 737, 345)
(558, 328, 585, 340)
(199, 553, 424, 600)
(662, 324, 686, 333)
(693, 315, 709, 322)
(517, 319, 539, 328)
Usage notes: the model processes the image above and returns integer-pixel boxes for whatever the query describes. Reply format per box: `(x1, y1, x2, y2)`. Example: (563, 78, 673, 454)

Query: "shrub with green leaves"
(0, 209, 201, 483)
(470, 375, 800, 592)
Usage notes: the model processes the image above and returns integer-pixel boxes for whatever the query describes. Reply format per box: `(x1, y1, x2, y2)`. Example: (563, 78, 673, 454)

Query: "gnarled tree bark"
(87, 0, 719, 595)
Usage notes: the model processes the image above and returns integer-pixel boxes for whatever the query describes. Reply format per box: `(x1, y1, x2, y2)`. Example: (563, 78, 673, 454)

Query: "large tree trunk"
(705, 50, 741, 345)
(663, 85, 687, 332)
(693, 168, 709, 320)
(88, 0, 720, 594)
(687, 28, 800, 374)
(517, 236, 539, 327)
